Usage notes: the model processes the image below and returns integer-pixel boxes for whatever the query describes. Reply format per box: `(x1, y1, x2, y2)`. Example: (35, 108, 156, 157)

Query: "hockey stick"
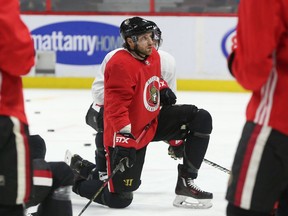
(203, 158, 231, 175)
(78, 158, 127, 216)
(136, 123, 150, 143)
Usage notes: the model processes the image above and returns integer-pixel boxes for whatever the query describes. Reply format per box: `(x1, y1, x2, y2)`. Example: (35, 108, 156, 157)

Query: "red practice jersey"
(0, 0, 35, 124)
(104, 48, 161, 150)
(232, 0, 288, 135)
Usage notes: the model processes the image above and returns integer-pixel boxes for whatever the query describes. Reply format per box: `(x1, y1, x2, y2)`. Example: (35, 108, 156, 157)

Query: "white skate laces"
(186, 178, 205, 193)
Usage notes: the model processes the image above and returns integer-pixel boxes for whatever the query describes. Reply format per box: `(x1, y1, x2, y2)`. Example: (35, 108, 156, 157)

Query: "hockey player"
(0, 1, 35, 215)
(71, 17, 213, 209)
(26, 135, 74, 216)
(85, 18, 182, 180)
(225, 1, 288, 216)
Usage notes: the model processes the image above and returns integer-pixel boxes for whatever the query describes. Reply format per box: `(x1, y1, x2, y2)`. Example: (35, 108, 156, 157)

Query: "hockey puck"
(47, 129, 55, 132)
(34, 111, 41, 114)
(84, 143, 91, 147)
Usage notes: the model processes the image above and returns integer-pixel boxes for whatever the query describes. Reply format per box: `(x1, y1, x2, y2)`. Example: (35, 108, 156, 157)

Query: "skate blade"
(64, 149, 72, 165)
(173, 195, 212, 209)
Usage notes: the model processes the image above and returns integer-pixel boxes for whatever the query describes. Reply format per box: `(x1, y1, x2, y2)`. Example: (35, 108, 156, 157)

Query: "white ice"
(24, 89, 250, 216)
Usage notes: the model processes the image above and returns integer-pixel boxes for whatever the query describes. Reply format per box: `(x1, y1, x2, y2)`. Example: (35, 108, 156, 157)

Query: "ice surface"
(24, 89, 250, 216)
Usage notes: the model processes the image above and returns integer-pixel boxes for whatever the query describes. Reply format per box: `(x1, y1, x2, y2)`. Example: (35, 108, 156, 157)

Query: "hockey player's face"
(135, 32, 154, 55)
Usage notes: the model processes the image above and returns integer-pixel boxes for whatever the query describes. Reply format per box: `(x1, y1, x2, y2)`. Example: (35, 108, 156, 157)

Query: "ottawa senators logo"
(149, 85, 157, 104)
(143, 76, 160, 112)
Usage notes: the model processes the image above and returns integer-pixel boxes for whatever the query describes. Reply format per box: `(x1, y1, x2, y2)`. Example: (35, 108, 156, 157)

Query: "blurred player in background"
(0, 1, 34, 215)
(226, 0, 288, 216)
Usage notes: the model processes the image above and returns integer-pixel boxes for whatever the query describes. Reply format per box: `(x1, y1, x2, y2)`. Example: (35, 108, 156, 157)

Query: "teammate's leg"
(226, 122, 288, 215)
(0, 116, 32, 216)
(276, 191, 288, 216)
(27, 135, 73, 215)
(36, 161, 74, 216)
(95, 131, 107, 179)
(85, 104, 107, 179)
(227, 203, 271, 216)
(29, 134, 46, 159)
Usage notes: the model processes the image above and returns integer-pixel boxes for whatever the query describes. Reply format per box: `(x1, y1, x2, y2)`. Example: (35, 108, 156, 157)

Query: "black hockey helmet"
(120, 17, 157, 40)
(153, 24, 163, 49)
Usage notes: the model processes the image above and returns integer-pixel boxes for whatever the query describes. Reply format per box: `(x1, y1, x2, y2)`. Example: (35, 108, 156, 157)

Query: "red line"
(106, 154, 115, 192)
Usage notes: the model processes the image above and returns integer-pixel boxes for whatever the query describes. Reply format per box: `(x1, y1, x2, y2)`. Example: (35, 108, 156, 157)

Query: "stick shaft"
(203, 158, 231, 174)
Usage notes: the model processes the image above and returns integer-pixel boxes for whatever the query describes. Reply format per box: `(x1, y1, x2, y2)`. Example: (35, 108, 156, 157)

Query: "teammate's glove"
(160, 88, 177, 105)
(85, 103, 104, 132)
(112, 133, 137, 169)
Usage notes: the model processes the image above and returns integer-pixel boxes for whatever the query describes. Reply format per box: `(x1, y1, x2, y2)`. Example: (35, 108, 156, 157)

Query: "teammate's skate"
(173, 164, 213, 209)
(26, 212, 37, 216)
(70, 154, 96, 180)
(98, 171, 108, 181)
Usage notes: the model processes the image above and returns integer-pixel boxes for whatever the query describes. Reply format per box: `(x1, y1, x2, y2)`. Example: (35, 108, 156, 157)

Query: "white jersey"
(91, 48, 177, 106)
(158, 49, 177, 93)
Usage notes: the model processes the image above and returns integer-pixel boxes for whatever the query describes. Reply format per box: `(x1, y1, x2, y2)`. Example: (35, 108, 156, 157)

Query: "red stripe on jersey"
(106, 153, 115, 193)
(34, 170, 52, 178)
(234, 124, 262, 206)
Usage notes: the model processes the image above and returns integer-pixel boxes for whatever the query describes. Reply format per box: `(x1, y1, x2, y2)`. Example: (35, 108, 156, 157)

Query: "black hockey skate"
(174, 164, 213, 209)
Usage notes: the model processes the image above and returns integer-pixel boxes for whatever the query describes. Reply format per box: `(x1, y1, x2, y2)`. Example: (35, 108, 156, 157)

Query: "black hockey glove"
(160, 88, 177, 105)
(112, 133, 137, 170)
(85, 103, 104, 132)
(168, 141, 184, 160)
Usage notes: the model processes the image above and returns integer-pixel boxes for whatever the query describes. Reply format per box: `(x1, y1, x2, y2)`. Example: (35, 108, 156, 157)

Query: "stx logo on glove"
(116, 136, 130, 144)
